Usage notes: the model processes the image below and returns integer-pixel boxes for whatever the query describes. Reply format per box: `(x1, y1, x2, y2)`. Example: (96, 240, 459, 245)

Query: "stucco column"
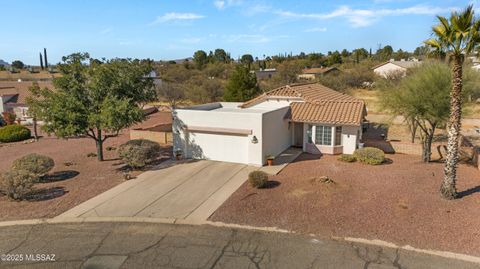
(331, 125, 336, 146)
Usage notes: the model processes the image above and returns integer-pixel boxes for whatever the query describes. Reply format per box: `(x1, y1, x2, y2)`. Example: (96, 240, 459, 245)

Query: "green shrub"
(248, 171, 268, 188)
(118, 139, 162, 169)
(0, 170, 36, 200)
(353, 147, 385, 165)
(0, 124, 31, 143)
(11, 154, 55, 178)
(338, 154, 356, 162)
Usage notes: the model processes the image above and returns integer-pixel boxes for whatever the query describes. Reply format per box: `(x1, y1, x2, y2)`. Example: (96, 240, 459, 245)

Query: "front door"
(294, 123, 303, 147)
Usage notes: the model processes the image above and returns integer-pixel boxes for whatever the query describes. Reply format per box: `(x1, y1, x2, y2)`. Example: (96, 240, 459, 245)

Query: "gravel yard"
(210, 153, 480, 256)
(0, 132, 171, 221)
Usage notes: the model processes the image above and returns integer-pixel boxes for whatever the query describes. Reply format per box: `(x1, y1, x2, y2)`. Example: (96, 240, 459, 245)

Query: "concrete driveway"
(58, 160, 256, 222)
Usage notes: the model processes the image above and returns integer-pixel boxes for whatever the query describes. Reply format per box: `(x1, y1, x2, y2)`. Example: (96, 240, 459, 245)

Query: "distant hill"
(156, 57, 193, 65)
(0, 59, 10, 67)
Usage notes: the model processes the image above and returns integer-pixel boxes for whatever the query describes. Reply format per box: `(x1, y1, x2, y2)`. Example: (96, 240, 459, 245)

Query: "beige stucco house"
(173, 83, 366, 166)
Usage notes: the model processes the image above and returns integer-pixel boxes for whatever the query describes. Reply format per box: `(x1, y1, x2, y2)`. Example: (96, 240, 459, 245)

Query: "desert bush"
(0, 170, 36, 200)
(338, 154, 356, 162)
(11, 154, 55, 178)
(118, 139, 162, 168)
(1, 112, 16, 125)
(248, 171, 268, 188)
(0, 124, 31, 143)
(353, 147, 385, 165)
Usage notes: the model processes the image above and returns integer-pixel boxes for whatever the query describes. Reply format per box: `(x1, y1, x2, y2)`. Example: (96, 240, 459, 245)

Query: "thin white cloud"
(223, 34, 290, 44)
(150, 12, 205, 25)
(214, 0, 225, 9)
(213, 0, 243, 10)
(180, 37, 203, 44)
(304, 27, 327, 33)
(243, 3, 271, 15)
(276, 5, 456, 28)
(224, 34, 270, 43)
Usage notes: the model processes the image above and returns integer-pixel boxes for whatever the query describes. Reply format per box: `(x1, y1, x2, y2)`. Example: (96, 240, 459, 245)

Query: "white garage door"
(187, 132, 249, 164)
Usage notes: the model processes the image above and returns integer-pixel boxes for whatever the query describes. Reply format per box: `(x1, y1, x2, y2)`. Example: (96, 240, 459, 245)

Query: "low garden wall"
(130, 123, 173, 145)
(365, 135, 479, 169)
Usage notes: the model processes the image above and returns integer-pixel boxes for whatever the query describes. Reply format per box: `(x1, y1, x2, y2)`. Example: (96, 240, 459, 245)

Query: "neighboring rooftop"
(0, 81, 53, 105)
(301, 67, 339, 74)
(373, 60, 422, 70)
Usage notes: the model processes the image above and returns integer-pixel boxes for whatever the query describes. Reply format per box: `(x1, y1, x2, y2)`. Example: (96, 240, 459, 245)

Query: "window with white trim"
(335, 126, 342, 146)
(315, 125, 332, 145)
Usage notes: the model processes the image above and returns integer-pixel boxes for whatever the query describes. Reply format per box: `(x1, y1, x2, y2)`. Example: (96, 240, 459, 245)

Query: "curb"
(0, 217, 479, 265)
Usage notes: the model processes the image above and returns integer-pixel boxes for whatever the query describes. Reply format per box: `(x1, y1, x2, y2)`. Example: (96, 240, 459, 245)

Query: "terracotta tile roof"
(241, 83, 366, 125)
(240, 83, 358, 108)
(290, 101, 365, 126)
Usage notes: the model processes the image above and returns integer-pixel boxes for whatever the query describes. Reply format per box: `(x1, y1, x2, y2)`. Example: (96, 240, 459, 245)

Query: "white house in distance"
(173, 83, 366, 166)
(373, 59, 422, 78)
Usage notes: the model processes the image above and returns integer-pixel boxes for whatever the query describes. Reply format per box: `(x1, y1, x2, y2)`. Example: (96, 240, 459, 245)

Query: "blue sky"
(1, 0, 475, 65)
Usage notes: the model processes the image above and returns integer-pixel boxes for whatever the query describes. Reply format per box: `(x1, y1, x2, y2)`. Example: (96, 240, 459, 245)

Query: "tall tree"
(39, 53, 44, 70)
(44, 48, 48, 69)
(240, 54, 254, 69)
(26, 82, 44, 141)
(214, 49, 228, 63)
(224, 65, 260, 102)
(11, 60, 25, 69)
(424, 5, 480, 199)
(30, 53, 156, 161)
(156, 82, 185, 108)
(193, 50, 208, 70)
(380, 62, 451, 162)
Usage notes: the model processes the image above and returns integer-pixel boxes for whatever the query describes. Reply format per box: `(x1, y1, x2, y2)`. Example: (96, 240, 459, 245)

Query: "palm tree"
(424, 5, 480, 199)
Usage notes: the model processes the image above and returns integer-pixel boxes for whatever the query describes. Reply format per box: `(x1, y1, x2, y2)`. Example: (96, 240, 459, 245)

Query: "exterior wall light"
(251, 135, 258, 144)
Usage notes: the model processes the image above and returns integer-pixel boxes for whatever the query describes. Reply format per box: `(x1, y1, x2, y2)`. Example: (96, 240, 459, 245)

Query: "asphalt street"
(0, 222, 478, 269)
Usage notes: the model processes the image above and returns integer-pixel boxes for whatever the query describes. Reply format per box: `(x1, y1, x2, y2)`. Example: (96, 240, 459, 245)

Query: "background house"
(297, 67, 340, 80)
(373, 60, 422, 78)
(254, 68, 277, 80)
(0, 81, 52, 124)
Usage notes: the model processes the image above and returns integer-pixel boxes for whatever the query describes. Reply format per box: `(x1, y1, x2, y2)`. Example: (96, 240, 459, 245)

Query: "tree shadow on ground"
(26, 187, 67, 201)
(40, 170, 79, 183)
(263, 180, 281, 189)
(457, 185, 480, 198)
(382, 158, 394, 165)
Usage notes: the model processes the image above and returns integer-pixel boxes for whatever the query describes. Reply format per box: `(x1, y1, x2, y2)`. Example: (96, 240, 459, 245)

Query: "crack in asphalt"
(5, 225, 36, 254)
(209, 229, 237, 269)
(352, 243, 403, 269)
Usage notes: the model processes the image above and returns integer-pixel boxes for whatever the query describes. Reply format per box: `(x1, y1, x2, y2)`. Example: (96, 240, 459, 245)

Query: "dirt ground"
(210, 153, 480, 256)
(0, 132, 172, 221)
